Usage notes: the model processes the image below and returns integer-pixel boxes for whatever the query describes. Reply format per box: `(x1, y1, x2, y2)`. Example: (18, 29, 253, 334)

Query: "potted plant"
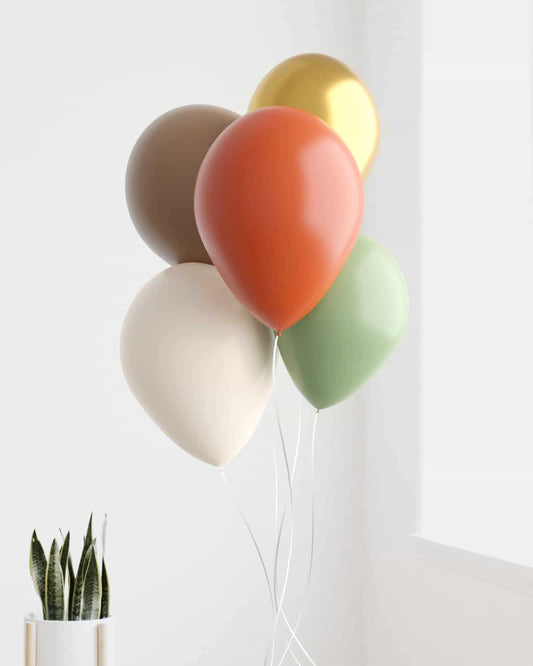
(25, 515, 113, 666)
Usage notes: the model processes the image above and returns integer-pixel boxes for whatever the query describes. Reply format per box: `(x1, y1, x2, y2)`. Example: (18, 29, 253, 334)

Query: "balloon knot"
(277, 329, 281, 337)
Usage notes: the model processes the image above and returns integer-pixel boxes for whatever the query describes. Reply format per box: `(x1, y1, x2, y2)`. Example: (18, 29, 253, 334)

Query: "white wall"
(0, 1, 366, 664)
(421, 0, 533, 565)
(358, 1, 533, 664)
(4, 2, 531, 665)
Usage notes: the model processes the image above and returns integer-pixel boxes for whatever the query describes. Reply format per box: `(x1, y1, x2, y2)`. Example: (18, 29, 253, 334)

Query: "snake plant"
(30, 514, 110, 621)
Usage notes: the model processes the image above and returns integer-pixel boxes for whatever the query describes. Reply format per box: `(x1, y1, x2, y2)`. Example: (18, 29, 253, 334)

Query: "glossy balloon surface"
(279, 236, 409, 409)
(120, 263, 273, 466)
(194, 106, 364, 331)
(126, 105, 239, 264)
(249, 53, 379, 180)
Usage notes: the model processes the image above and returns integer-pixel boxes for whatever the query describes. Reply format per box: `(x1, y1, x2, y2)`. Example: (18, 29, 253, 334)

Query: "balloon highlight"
(195, 106, 364, 331)
(249, 53, 380, 180)
(279, 236, 409, 409)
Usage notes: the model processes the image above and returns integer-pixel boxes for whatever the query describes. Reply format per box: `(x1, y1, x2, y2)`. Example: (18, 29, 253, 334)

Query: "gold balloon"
(249, 53, 380, 180)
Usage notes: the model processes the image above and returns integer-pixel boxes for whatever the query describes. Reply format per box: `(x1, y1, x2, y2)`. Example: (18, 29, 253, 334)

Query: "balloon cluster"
(121, 53, 409, 467)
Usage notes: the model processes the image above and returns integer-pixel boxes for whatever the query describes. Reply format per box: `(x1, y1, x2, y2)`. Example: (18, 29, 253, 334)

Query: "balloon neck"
(276, 329, 281, 337)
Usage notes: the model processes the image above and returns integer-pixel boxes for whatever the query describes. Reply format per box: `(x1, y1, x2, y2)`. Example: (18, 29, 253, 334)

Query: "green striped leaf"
(85, 513, 93, 543)
(100, 557, 110, 618)
(45, 540, 65, 621)
(69, 518, 94, 620)
(67, 555, 76, 621)
(31, 514, 109, 623)
(71, 541, 95, 621)
(81, 548, 101, 620)
(59, 532, 70, 580)
(29, 531, 47, 618)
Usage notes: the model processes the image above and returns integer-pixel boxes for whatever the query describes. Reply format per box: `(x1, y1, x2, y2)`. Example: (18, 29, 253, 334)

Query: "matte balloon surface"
(126, 105, 239, 264)
(249, 53, 380, 180)
(194, 106, 364, 331)
(120, 263, 273, 466)
(279, 236, 409, 409)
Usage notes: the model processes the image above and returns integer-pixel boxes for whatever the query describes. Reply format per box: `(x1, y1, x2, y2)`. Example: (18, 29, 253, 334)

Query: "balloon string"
(218, 465, 304, 666)
(272, 336, 280, 556)
(271, 333, 281, 591)
(219, 334, 314, 666)
(271, 334, 317, 666)
(218, 467, 275, 614)
(293, 398, 303, 483)
(273, 444, 279, 542)
(273, 400, 306, 666)
(270, 333, 317, 666)
(269, 333, 295, 666)
(277, 409, 320, 666)
(273, 396, 301, 598)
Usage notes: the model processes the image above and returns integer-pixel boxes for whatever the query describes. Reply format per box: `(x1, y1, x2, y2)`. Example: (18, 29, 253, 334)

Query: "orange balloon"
(194, 106, 364, 331)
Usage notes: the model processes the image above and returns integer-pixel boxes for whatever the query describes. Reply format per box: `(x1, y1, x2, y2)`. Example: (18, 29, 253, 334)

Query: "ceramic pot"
(24, 614, 114, 666)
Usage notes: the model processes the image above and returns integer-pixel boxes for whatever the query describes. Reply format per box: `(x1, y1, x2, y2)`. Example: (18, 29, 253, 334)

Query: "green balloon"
(279, 235, 409, 409)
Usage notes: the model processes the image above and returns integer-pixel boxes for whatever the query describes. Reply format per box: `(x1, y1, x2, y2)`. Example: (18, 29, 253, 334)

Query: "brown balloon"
(126, 105, 239, 264)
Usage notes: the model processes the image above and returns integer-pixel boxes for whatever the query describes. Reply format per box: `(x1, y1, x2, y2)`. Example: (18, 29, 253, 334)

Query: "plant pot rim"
(25, 613, 113, 626)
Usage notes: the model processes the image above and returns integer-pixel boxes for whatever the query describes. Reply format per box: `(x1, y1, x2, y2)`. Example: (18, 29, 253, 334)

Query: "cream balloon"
(120, 263, 273, 466)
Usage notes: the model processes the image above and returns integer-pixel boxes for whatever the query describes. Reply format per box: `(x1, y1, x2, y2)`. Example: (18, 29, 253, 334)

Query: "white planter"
(24, 614, 114, 666)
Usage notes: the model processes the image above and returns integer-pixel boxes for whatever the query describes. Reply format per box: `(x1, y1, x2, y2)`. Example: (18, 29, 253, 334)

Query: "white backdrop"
(421, 0, 533, 564)
(0, 1, 370, 664)
(358, 2, 533, 665)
